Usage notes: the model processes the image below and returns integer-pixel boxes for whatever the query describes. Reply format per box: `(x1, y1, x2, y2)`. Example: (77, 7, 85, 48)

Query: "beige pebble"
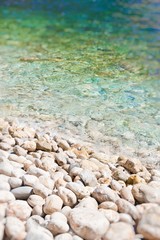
(123, 158, 143, 174)
(0, 181, 10, 191)
(27, 194, 45, 207)
(0, 190, 15, 203)
(68, 207, 109, 240)
(76, 197, 98, 210)
(22, 141, 36, 152)
(137, 206, 160, 240)
(112, 167, 130, 182)
(39, 175, 55, 190)
(58, 186, 77, 207)
(43, 194, 63, 215)
(32, 205, 44, 216)
(22, 174, 38, 187)
(103, 221, 135, 240)
(80, 169, 98, 187)
(11, 168, 26, 178)
(79, 159, 99, 171)
(0, 161, 14, 176)
(13, 145, 27, 156)
(36, 140, 52, 152)
(92, 185, 119, 203)
(8, 154, 26, 164)
(55, 152, 67, 165)
(99, 209, 120, 223)
(98, 201, 118, 211)
(27, 165, 49, 177)
(66, 182, 91, 199)
(0, 142, 11, 151)
(58, 139, 70, 151)
(7, 200, 32, 221)
(33, 182, 52, 198)
(116, 198, 140, 220)
(5, 216, 26, 240)
(55, 233, 73, 240)
(26, 227, 53, 240)
(120, 186, 135, 204)
(119, 213, 135, 225)
(46, 212, 69, 235)
(110, 179, 122, 192)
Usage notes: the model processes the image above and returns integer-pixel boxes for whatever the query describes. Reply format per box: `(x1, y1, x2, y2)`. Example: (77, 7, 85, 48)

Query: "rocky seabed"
(0, 118, 160, 240)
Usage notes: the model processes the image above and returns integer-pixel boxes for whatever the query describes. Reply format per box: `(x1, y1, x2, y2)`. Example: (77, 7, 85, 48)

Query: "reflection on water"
(0, 0, 159, 155)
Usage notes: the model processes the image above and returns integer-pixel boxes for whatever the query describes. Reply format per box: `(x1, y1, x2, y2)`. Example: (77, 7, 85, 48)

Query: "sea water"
(0, 0, 159, 161)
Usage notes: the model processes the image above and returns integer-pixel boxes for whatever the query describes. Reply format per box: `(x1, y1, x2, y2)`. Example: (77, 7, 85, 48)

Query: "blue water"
(0, 0, 159, 158)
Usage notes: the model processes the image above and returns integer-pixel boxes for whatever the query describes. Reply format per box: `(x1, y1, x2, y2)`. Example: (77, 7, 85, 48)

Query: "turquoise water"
(0, 0, 160, 154)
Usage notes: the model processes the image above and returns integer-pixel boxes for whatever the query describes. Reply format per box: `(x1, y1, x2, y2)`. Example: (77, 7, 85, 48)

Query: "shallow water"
(0, 0, 160, 158)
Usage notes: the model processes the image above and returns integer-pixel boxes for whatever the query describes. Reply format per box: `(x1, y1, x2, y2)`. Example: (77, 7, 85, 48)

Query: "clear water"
(0, 0, 160, 158)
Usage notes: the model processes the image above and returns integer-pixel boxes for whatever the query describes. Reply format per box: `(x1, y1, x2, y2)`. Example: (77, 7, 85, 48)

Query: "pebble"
(36, 140, 52, 152)
(0, 161, 13, 176)
(46, 212, 69, 235)
(68, 207, 109, 240)
(98, 201, 118, 211)
(92, 185, 119, 203)
(7, 200, 32, 221)
(11, 186, 33, 200)
(58, 186, 77, 207)
(66, 182, 91, 199)
(99, 209, 120, 223)
(102, 222, 135, 240)
(137, 206, 160, 240)
(0, 190, 15, 203)
(116, 198, 140, 220)
(9, 177, 22, 189)
(26, 227, 54, 240)
(79, 169, 98, 187)
(33, 182, 52, 198)
(43, 194, 63, 214)
(22, 141, 37, 152)
(5, 216, 26, 240)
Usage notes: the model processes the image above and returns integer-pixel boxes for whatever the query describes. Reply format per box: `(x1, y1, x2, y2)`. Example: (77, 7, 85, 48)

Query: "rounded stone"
(43, 194, 63, 215)
(68, 207, 109, 240)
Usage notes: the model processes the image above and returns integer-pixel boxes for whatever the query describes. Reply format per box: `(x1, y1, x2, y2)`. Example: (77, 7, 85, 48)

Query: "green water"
(0, 0, 160, 154)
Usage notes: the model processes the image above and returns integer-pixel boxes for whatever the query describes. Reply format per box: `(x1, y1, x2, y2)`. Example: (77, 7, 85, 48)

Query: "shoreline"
(0, 117, 160, 239)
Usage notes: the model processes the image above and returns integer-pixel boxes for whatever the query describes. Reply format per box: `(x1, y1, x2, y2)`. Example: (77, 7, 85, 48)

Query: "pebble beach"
(0, 117, 160, 240)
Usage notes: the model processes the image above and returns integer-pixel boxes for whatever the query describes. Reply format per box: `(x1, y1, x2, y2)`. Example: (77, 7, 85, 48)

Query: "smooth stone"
(112, 167, 130, 182)
(66, 182, 91, 199)
(36, 140, 52, 152)
(11, 186, 33, 200)
(22, 174, 38, 187)
(7, 200, 32, 221)
(0, 142, 11, 151)
(33, 182, 52, 198)
(22, 140, 36, 152)
(55, 152, 67, 166)
(5, 216, 26, 240)
(68, 207, 109, 240)
(57, 186, 77, 207)
(98, 201, 118, 211)
(79, 159, 99, 171)
(11, 168, 26, 178)
(13, 145, 27, 156)
(99, 209, 120, 223)
(46, 212, 69, 236)
(0, 181, 10, 191)
(39, 175, 55, 190)
(75, 197, 98, 210)
(28, 194, 44, 208)
(119, 213, 135, 225)
(55, 233, 73, 240)
(120, 186, 135, 205)
(27, 165, 49, 177)
(137, 206, 160, 240)
(0, 190, 15, 203)
(32, 205, 44, 216)
(79, 169, 98, 187)
(102, 222, 135, 240)
(123, 158, 143, 174)
(43, 195, 63, 215)
(116, 199, 140, 220)
(92, 185, 119, 203)
(58, 140, 70, 151)
(0, 161, 14, 176)
(26, 227, 54, 240)
(26, 215, 45, 231)
(9, 177, 22, 189)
